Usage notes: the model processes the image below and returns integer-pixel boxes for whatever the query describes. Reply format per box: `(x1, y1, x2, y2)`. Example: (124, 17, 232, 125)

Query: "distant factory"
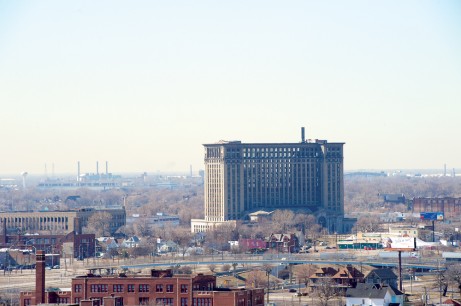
(38, 161, 123, 190)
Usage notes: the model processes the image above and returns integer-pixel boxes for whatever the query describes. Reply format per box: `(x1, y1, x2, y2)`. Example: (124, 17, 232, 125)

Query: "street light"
(265, 266, 272, 305)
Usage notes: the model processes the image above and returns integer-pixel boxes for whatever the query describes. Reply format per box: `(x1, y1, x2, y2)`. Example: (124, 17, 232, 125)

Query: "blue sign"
(420, 212, 444, 221)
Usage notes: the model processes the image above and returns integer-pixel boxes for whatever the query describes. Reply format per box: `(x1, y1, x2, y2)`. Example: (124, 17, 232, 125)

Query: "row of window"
(76, 284, 188, 294)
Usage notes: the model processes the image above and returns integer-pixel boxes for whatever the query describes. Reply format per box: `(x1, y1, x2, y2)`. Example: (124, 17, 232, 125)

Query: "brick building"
(266, 233, 299, 253)
(412, 197, 461, 220)
(1, 231, 96, 260)
(0, 207, 125, 236)
(21, 252, 265, 306)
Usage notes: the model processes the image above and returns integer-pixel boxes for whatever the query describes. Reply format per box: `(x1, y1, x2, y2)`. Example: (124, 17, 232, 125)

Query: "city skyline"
(1, 1, 460, 175)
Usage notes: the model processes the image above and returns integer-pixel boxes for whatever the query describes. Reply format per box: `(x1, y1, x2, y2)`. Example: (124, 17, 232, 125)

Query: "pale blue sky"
(0, 1, 460, 175)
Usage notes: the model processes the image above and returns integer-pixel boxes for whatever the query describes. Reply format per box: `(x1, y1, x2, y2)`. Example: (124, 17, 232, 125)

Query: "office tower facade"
(192, 129, 354, 233)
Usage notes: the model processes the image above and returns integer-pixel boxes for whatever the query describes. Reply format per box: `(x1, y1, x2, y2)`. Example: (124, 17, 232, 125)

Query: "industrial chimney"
(35, 250, 46, 304)
(301, 127, 306, 143)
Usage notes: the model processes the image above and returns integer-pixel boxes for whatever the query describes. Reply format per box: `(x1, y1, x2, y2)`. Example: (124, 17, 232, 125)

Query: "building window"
(24, 299, 31, 306)
(90, 284, 108, 292)
(113, 284, 123, 292)
(127, 284, 135, 292)
(181, 297, 188, 306)
(74, 298, 81, 304)
(139, 297, 149, 305)
(193, 298, 212, 306)
(74, 284, 82, 293)
(181, 284, 188, 293)
(156, 298, 173, 305)
(156, 284, 163, 292)
(139, 284, 150, 292)
(166, 284, 174, 292)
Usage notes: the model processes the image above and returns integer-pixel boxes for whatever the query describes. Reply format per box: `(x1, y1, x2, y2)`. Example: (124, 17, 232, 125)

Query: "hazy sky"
(1, 1, 460, 176)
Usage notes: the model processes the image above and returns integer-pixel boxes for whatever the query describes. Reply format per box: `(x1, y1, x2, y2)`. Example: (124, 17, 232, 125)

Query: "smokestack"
(106, 161, 108, 175)
(190, 165, 193, 177)
(35, 250, 46, 304)
(301, 127, 306, 143)
(96, 161, 99, 175)
(77, 161, 80, 182)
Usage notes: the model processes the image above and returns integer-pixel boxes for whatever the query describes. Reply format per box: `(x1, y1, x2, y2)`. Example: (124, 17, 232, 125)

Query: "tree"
(446, 264, 461, 297)
(222, 264, 231, 272)
(245, 270, 268, 289)
(433, 267, 448, 298)
(168, 228, 193, 258)
(208, 264, 217, 273)
(294, 264, 314, 291)
(313, 278, 338, 306)
(352, 215, 382, 233)
(85, 212, 112, 237)
(271, 210, 296, 233)
(132, 217, 153, 237)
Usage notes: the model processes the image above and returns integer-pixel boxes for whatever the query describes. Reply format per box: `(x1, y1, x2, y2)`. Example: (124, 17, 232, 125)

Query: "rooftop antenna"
(21, 171, 28, 189)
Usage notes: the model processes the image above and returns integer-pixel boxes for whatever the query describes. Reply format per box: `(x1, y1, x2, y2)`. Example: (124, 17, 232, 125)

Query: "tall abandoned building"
(192, 128, 355, 233)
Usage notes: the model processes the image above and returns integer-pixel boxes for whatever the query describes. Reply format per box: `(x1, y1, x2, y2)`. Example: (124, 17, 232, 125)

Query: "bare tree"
(433, 267, 448, 298)
(85, 211, 112, 237)
(133, 217, 153, 237)
(313, 278, 338, 306)
(208, 264, 217, 273)
(245, 270, 268, 289)
(169, 228, 193, 258)
(446, 264, 461, 297)
(221, 264, 231, 272)
(352, 215, 382, 233)
(294, 264, 314, 291)
(271, 210, 296, 233)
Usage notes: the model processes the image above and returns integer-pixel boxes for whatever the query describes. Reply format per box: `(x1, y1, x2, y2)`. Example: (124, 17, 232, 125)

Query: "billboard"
(420, 212, 444, 221)
(383, 237, 417, 250)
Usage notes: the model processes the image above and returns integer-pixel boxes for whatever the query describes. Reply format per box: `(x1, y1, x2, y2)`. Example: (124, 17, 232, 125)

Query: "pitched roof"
(366, 268, 397, 279)
(310, 267, 338, 278)
(346, 283, 387, 299)
(332, 266, 364, 279)
(346, 283, 404, 299)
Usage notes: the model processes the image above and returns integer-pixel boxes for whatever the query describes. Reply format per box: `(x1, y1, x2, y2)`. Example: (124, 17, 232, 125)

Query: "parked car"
(53, 265, 60, 269)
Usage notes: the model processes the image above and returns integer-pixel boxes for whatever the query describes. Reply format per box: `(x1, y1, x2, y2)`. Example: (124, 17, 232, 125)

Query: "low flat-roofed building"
(0, 207, 125, 236)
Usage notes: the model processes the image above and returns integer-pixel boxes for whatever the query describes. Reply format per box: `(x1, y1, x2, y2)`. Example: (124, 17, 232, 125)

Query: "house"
(364, 269, 398, 288)
(157, 240, 178, 253)
(346, 283, 404, 306)
(266, 233, 299, 253)
(121, 236, 141, 248)
(96, 237, 119, 256)
(308, 265, 364, 292)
